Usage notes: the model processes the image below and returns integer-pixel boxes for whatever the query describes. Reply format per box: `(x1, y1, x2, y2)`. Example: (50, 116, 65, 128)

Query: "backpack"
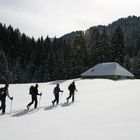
(53, 86, 60, 94)
(53, 87, 57, 94)
(0, 88, 3, 95)
(29, 86, 35, 95)
(0, 88, 4, 98)
(68, 84, 72, 91)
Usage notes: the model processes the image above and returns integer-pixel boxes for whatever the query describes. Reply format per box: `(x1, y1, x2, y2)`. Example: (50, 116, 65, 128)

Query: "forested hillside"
(0, 16, 140, 83)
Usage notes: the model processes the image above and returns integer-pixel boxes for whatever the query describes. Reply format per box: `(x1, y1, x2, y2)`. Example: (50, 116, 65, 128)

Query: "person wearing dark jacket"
(0, 84, 13, 114)
(27, 84, 42, 110)
(66, 81, 77, 103)
(52, 84, 63, 105)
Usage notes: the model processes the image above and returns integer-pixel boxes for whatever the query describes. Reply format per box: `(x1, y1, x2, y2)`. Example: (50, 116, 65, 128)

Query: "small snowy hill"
(0, 79, 140, 140)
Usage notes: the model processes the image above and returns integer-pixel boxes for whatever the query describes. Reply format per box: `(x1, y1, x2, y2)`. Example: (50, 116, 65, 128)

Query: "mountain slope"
(0, 79, 140, 140)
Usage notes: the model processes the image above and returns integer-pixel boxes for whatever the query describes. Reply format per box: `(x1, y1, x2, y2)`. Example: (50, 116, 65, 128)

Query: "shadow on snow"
(0, 101, 79, 118)
(12, 107, 44, 117)
(60, 102, 73, 107)
(44, 104, 59, 111)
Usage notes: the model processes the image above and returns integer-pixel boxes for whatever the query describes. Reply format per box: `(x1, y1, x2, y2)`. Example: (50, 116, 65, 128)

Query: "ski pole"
(60, 92, 63, 98)
(10, 99, 13, 113)
(38, 92, 42, 108)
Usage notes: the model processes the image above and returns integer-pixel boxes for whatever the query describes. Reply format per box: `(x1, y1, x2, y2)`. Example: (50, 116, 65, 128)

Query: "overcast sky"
(0, 0, 139, 38)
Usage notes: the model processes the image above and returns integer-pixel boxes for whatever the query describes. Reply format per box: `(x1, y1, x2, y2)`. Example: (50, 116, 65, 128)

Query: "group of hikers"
(0, 81, 77, 114)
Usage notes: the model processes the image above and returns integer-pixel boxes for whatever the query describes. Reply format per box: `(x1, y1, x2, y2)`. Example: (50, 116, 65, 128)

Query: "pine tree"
(133, 51, 140, 78)
(13, 58, 22, 83)
(70, 32, 88, 77)
(0, 43, 9, 83)
(111, 26, 124, 65)
(90, 28, 103, 66)
(101, 28, 112, 62)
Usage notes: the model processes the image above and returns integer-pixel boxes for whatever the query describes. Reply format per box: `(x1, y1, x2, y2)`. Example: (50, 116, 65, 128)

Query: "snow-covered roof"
(81, 62, 134, 77)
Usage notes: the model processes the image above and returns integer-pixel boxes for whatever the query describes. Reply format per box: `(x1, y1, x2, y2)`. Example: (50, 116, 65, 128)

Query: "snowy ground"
(0, 79, 140, 140)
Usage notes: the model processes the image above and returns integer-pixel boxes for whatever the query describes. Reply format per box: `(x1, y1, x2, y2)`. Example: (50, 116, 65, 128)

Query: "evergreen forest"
(0, 16, 140, 83)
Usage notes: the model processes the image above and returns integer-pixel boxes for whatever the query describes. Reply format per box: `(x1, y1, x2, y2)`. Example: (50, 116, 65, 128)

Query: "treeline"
(0, 24, 89, 83)
(0, 16, 140, 83)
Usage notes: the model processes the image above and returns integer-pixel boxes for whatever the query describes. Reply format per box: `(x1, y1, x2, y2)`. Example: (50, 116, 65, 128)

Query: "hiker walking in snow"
(52, 84, 63, 105)
(27, 84, 42, 110)
(0, 84, 13, 114)
(66, 81, 78, 103)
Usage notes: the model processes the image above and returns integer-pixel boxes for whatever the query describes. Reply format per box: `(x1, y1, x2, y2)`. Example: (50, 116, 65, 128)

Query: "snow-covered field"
(0, 79, 140, 140)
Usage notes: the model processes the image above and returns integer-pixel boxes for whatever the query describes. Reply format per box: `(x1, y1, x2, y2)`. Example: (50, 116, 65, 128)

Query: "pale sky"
(0, 0, 139, 38)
